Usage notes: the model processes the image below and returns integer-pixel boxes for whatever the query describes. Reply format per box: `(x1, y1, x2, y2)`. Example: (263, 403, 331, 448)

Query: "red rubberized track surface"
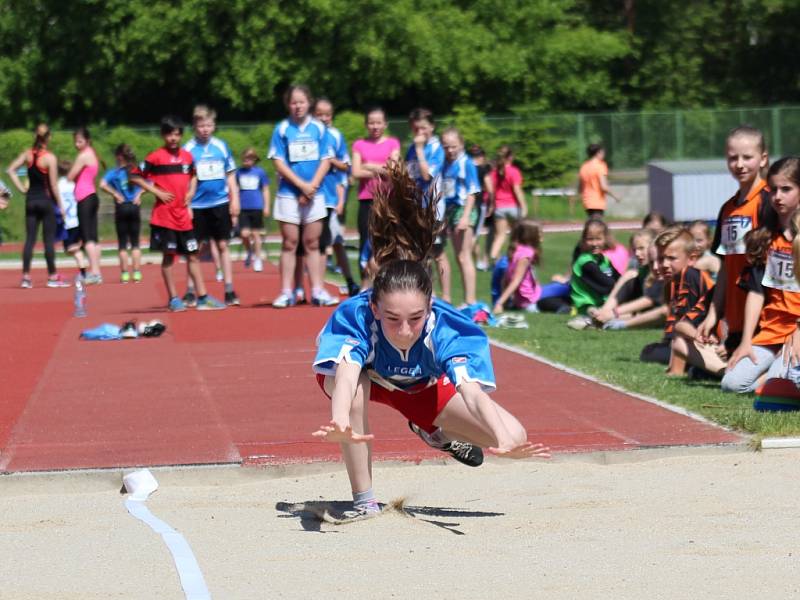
(0, 261, 741, 473)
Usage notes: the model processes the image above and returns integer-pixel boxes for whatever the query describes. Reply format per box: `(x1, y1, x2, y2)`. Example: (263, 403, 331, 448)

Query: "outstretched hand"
(487, 441, 551, 459)
(312, 421, 375, 444)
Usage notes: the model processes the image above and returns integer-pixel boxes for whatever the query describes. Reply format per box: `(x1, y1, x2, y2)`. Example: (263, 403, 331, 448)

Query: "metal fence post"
(576, 113, 586, 163)
(772, 107, 782, 157)
(676, 111, 684, 159)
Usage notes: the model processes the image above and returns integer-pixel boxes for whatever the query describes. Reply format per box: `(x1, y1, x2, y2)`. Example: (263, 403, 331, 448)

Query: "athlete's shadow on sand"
(275, 500, 503, 535)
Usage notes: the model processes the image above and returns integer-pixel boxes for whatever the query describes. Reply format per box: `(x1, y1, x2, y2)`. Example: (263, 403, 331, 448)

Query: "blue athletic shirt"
(321, 126, 350, 209)
(102, 167, 142, 203)
(268, 117, 333, 198)
(236, 166, 270, 211)
(405, 136, 444, 196)
(313, 292, 496, 392)
(441, 152, 480, 208)
(184, 136, 236, 209)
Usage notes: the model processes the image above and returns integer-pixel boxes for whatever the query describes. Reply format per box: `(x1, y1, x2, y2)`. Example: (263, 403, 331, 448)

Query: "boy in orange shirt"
(578, 143, 618, 218)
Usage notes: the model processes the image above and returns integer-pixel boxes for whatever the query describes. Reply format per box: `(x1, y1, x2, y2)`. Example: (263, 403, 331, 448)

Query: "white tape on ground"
(123, 469, 211, 600)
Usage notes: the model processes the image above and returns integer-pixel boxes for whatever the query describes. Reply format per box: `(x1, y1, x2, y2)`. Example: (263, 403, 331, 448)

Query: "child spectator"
(642, 211, 669, 233)
(314, 97, 359, 297)
(578, 143, 619, 219)
(689, 220, 721, 279)
(640, 227, 712, 374)
(67, 127, 103, 284)
(468, 144, 494, 272)
(590, 229, 665, 329)
(351, 106, 400, 284)
(720, 157, 800, 393)
(100, 144, 143, 283)
(696, 126, 773, 354)
(128, 116, 225, 311)
(182, 105, 241, 306)
(268, 84, 336, 308)
(236, 148, 271, 272)
(5, 123, 69, 288)
(440, 127, 480, 307)
(58, 160, 88, 279)
(406, 108, 448, 300)
(488, 145, 527, 265)
(565, 219, 620, 326)
(492, 219, 542, 314)
(603, 230, 631, 276)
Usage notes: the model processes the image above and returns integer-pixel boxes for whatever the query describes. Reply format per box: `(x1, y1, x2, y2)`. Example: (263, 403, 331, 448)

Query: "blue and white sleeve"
(313, 300, 372, 376)
(224, 142, 237, 173)
(428, 146, 445, 178)
(338, 133, 351, 165)
(465, 160, 480, 195)
(267, 124, 287, 162)
(432, 306, 496, 392)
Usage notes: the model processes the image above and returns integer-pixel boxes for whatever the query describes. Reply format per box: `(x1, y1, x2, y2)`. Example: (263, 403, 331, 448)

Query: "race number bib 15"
(716, 215, 753, 255)
(442, 178, 456, 199)
(238, 174, 260, 191)
(196, 160, 225, 181)
(288, 140, 319, 163)
(762, 249, 800, 291)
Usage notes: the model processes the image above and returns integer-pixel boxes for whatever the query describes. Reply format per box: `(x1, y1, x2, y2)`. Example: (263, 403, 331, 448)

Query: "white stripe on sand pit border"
(489, 339, 743, 437)
(760, 437, 800, 449)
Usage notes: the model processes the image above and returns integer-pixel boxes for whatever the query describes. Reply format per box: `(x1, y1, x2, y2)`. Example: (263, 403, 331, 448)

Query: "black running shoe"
(408, 421, 484, 467)
(225, 291, 240, 306)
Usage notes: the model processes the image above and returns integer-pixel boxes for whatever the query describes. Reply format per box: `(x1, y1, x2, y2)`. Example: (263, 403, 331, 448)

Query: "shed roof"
(648, 160, 728, 175)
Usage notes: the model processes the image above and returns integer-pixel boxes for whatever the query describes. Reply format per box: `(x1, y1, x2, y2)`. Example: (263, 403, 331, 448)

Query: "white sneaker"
(312, 289, 340, 307)
(253, 258, 264, 272)
(215, 269, 224, 282)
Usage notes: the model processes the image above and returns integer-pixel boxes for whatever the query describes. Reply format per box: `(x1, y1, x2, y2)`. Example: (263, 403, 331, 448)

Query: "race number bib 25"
(196, 160, 225, 181)
(288, 140, 319, 163)
(763, 249, 800, 292)
(716, 215, 753, 255)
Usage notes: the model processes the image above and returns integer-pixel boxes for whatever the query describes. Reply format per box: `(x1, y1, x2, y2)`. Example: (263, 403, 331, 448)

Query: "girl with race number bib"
(696, 126, 773, 357)
(440, 127, 480, 307)
(268, 84, 336, 308)
(721, 157, 800, 393)
(312, 161, 550, 517)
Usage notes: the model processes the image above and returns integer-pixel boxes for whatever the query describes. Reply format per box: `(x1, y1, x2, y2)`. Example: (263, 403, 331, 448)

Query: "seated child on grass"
(492, 219, 542, 314)
(640, 226, 712, 375)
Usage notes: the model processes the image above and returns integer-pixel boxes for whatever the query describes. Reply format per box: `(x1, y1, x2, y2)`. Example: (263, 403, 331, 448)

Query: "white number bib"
(196, 160, 225, 181)
(717, 215, 753, 255)
(238, 174, 260, 191)
(442, 178, 456, 199)
(288, 140, 319, 162)
(763, 249, 799, 291)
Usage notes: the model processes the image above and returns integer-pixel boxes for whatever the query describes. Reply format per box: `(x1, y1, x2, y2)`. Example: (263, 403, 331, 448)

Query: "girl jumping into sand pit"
(312, 161, 550, 517)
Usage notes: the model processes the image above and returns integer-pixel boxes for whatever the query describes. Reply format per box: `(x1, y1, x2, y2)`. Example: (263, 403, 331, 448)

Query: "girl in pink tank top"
(67, 127, 103, 280)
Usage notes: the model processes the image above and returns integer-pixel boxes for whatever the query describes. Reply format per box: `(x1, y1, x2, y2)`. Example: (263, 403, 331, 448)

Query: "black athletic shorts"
(238, 209, 264, 231)
(63, 227, 81, 252)
(319, 208, 334, 252)
(149, 224, 199, 255)
(192, 204, 232, 242)
(115, 202, 141, 249)
(77, 193, 99, 243)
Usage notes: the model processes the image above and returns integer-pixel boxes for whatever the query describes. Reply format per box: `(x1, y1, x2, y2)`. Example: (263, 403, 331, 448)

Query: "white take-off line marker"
(760, 437, 800, 450)
(123, 469, 212, 600)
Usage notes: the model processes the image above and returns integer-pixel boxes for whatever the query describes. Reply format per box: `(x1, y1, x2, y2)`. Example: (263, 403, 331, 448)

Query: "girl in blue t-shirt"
(236, 147, 271, 272)
(312, 162, 550, 517)
(99, 144, 143, 283)
(267, 84, 336, 308)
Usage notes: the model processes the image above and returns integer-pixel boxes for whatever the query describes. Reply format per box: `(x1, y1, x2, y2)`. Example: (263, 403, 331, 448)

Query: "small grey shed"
(648, 160, 737, 222)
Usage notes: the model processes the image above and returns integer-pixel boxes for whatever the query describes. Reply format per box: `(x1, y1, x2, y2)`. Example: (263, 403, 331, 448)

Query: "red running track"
(0, 261, 741, 473)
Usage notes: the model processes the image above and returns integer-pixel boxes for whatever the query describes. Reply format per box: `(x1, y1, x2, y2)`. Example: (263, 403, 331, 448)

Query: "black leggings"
(77, 193, 99, 243)
(357, 199, 373, 260)
(23, 196, 57, 274)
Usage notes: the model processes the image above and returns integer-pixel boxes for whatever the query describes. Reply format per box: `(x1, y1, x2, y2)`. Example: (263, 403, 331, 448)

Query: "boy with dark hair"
(129, 116, 225, 311)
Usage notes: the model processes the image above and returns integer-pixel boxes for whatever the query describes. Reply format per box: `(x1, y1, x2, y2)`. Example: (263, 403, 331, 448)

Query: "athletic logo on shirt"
(345, 338, 361, 346)
(451, 356, 467, 363)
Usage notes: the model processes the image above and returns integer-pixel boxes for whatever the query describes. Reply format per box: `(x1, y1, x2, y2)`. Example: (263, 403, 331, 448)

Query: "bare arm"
(350, 151, 384, 180)
(226, 171, 240, 217)
(697, 266, 726, 341)
(513, 183, 527, 217)
(273, 159, 318, 199)
(312, 361, 374, 443)
(128, 173, 174, 203)
(458, 381, 518, 450)
(66, 153, 88, 182)
(261, 184, 271, 217)
(184, 175, 197, 206)
(99, 179, 124, 204)
(6, 150, 29, 194)
(329, 156, 348, 172)
(43, 154, 63, 213)
(620, 304, 667, 328)
(727, 290, 765, 369)
(600, 174, 619, 202)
